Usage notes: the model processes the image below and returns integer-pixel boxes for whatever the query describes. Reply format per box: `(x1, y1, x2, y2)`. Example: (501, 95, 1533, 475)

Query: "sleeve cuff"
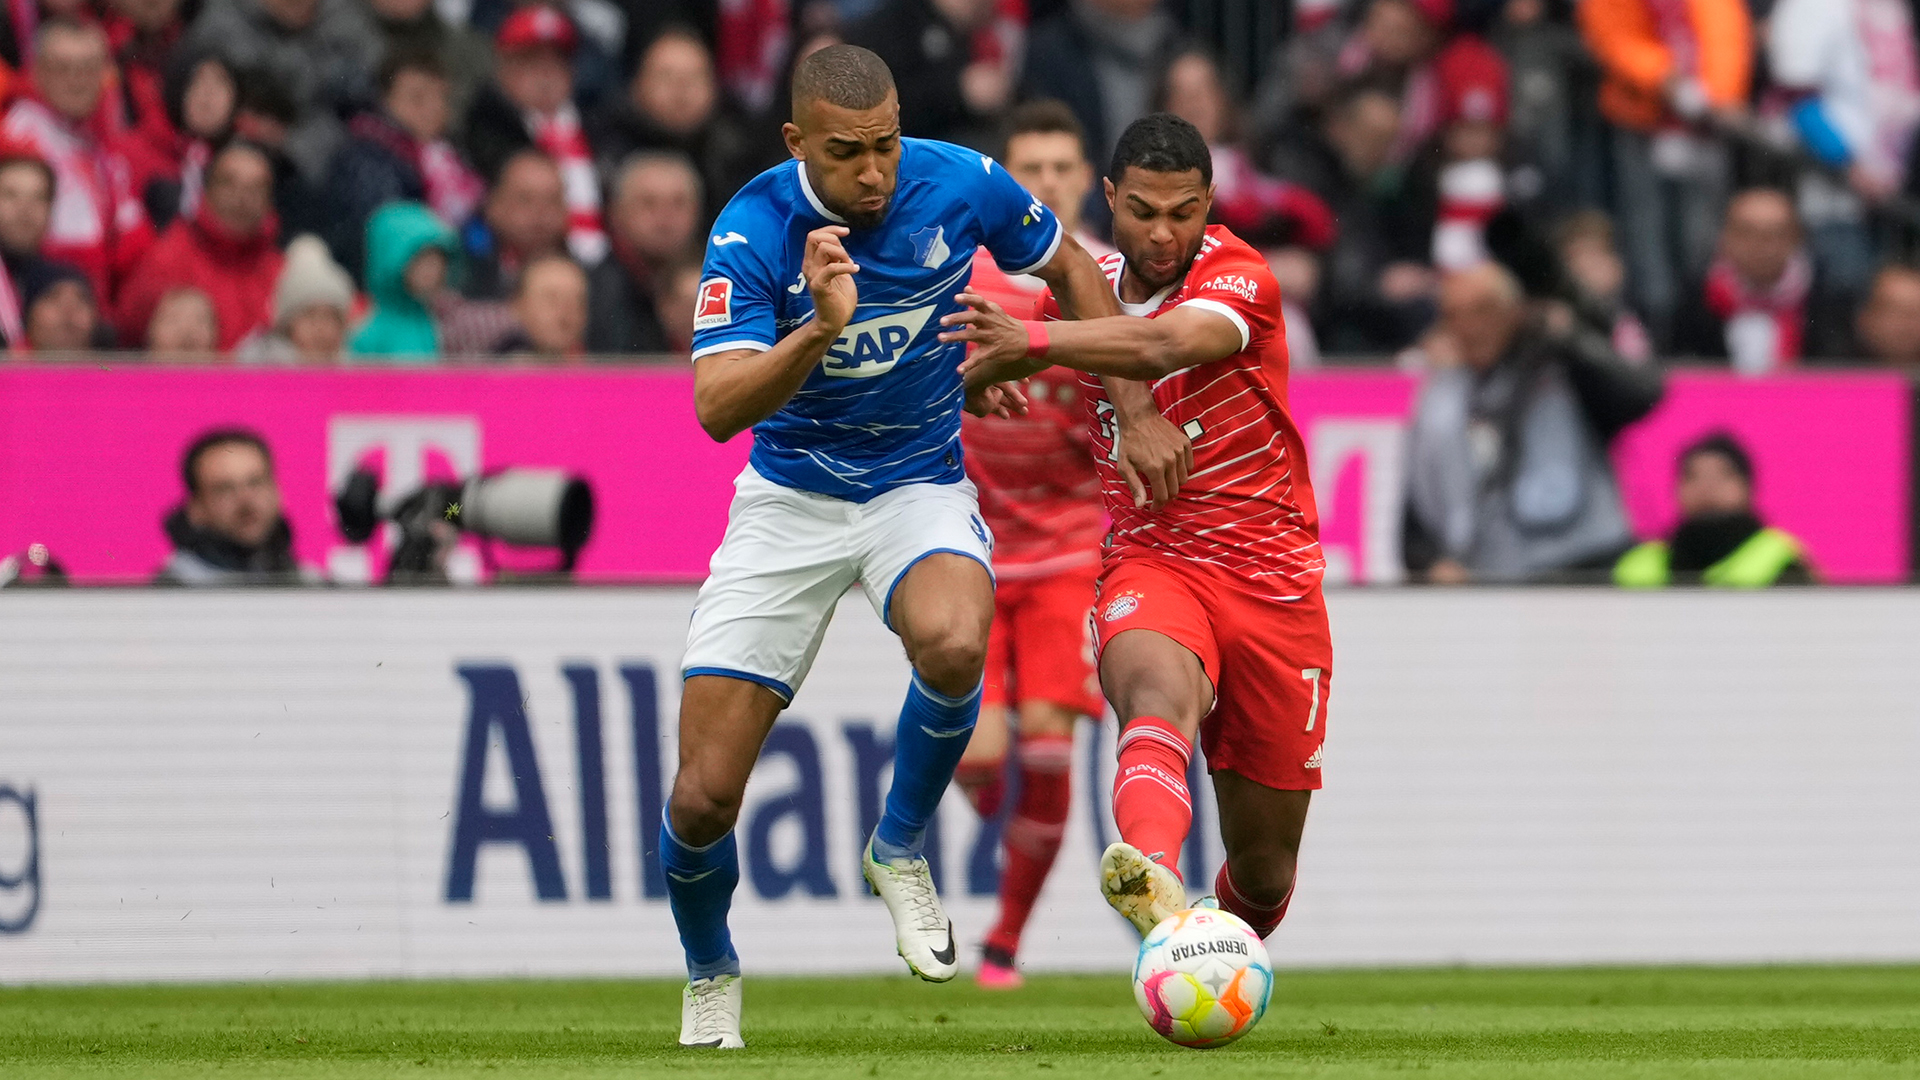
(1003, 219, 1064, 277)
(690, 339, 774, 362)
(1178, 298, 1251, 351)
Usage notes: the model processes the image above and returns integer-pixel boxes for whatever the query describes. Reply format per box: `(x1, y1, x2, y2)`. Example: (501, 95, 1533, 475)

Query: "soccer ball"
(1132, 907, 1273, 1048)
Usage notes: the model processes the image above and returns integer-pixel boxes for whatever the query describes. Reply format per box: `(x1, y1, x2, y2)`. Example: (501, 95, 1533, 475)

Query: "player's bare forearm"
(1034, 234, 1122, 322)
(692, 324, 836, 442)
(1026, 314, 1221, 379)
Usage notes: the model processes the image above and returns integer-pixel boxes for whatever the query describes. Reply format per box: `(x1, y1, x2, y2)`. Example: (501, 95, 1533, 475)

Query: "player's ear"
(1104, 177, 1116, 213)
(782, 122, 805, 162)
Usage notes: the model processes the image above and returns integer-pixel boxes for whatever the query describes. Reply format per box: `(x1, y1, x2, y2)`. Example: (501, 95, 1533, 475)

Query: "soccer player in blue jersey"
(662, 45, 1191, 1048)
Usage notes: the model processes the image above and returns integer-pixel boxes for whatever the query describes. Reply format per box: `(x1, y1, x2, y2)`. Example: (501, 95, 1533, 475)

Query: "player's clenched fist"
(803, 226, 859, 333)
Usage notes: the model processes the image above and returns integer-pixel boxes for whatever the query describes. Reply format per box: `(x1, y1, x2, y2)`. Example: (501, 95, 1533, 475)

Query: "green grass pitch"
(4, 966, 1918, 1078)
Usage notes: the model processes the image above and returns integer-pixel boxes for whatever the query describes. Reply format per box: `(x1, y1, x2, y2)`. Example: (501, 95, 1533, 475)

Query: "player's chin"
(841, 201, 891, 229)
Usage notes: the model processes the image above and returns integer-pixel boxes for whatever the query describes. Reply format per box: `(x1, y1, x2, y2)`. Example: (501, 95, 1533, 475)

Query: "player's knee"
(911, 627, 988, 698)
(667, 769, 744, 846)
(1228, 851, 1297, 908)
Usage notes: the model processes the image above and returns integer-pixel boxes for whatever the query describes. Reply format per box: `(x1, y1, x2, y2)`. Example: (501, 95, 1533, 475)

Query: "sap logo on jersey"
(822, 305, 936, 378)
(695, 278, 733, 330)
(1202, 274, 1259, 302)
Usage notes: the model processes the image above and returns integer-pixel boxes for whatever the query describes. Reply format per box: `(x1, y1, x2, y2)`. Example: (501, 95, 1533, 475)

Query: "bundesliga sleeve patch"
(694, 278, 734, 330)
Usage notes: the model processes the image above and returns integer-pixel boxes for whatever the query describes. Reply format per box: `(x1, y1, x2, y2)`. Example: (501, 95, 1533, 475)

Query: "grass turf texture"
(3, 967, 1918, 1079)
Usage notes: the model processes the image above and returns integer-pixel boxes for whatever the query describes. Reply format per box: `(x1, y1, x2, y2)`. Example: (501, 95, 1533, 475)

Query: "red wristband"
(1022, 320, 1051, 359)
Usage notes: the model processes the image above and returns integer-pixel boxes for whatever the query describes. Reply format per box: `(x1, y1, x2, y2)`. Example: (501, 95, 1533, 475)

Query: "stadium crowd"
(0, 0, 1911, 367)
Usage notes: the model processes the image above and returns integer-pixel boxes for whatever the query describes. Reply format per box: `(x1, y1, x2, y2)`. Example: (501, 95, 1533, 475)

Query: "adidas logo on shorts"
(1303, 747, 1323, 770)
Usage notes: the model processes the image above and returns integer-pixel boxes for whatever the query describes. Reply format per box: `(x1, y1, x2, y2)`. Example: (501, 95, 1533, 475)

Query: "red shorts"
(982, 560, 1104, 718)
(1093, 557, 1331, 790)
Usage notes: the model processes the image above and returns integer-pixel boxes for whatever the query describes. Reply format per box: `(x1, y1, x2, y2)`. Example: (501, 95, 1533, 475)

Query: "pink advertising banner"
(0, 365, 1909, 584)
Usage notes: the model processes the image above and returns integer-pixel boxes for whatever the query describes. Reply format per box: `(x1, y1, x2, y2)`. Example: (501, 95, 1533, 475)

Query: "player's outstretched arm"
(942, 296, 1244, 383)
(693, 227, 859, 442)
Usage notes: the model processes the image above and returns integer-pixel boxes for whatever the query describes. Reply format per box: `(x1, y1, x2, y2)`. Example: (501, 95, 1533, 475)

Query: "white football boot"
(1100, 841, 1187, 937)
(862, 834, 959, 982)
(678, 974, 744, 1049)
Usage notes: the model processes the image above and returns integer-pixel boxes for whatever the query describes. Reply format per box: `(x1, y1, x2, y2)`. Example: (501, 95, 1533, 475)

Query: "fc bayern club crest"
(1103, 592, 1142, 622)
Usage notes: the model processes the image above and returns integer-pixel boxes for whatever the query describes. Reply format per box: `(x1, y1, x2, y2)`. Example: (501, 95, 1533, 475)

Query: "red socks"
(984, 733, 1073, 957)
(1112, 716, 1193, 880)
(955, 758, 1006, 820)
(1216, 861, 1293, 938)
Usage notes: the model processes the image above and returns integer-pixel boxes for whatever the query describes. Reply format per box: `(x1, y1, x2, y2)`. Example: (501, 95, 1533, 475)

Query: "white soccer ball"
(1132, 907, 1273, 1049)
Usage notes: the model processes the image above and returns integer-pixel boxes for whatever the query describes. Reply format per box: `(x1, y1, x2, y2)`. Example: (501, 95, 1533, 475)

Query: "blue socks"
(873, 674, 982, 861)
(660, 814, 741, 980)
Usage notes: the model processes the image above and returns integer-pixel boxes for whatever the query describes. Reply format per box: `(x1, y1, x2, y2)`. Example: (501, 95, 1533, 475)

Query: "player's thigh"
(1008, 564, 1103, 722)
(857, 480, 996, 685)
(682, 469, 859, 700)
(1202, 590, 1331, 792)
(1093, 560, 1219, 738)
(1212, 769, 1311, 899)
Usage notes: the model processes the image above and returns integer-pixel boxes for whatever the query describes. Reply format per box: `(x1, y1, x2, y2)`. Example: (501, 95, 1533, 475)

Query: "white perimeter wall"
(1, 588, 1916, 982)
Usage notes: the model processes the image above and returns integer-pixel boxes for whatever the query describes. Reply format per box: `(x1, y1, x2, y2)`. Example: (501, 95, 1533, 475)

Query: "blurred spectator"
(654, 257, 698, 353)
(1272, 81, 1433, 353)
(0, 146, 57, 350)
(116, 139, 282, 349)
(463, 147, 568, 300)
(1404, 262, 1664, 583)
(1023, 0, 1178, 165)
(1553, 209, 1652, 364)
(366, 0, 493, 125)
(122, 47, 236, 230)
(589, 25, 751, 222)
(182, 0, 380, 181)
(1615, 432, 1814, 587)
(845, 0, 1007, 148)
(1855, 263, 1920, 368)
(21, 261, 106, 353)
(1336, 0, 1511, 169)
(236, 234, 354, 362)
(1769, 0, 1920, 306)
(462, 6, 606, 264)
(715, 0, 792, 116)
(145, 286, 219, 359)
(586, 150, 698, 354)
(104, 0, 194, 211)
(350, 200, 455, 360)
(156, 428, 317, 586)
(496, 251, 586, 357)
(326, 49, 485, 284)
(1673, 188, 1848, 372)
(1266, 244, 1322, 368)
(1578, 0, 1750, 344)
(224, 65, 326, 240)
(1157, 46, 1338, 253)
(3, 19, 155, 305)
(1490, 0, 1600, 213)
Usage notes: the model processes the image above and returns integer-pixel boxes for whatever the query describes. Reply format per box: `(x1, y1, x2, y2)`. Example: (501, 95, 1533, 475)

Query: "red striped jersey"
(961, 244, 1108, 578)
(1040, 225, 1326, 600)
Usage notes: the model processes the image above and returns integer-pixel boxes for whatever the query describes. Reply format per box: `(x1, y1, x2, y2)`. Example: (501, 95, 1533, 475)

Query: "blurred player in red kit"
(942, 112, 1329, 949)
(954, 100, 1116, 990)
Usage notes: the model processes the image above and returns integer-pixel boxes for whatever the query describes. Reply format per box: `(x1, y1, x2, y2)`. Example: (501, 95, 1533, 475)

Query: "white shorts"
(682, 465, 995, 702)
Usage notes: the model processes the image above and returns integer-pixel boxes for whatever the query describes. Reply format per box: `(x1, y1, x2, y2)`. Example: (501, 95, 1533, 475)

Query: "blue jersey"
(691, 137, 1063, 502)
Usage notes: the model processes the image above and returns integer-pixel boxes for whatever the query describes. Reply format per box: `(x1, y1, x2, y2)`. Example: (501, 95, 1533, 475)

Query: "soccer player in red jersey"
(954, 101, 1117, 989)
(941, 112, 1329, 945)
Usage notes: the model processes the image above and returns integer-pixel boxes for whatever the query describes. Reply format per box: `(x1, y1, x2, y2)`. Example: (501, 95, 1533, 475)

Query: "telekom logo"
(325, 416, 482, 584)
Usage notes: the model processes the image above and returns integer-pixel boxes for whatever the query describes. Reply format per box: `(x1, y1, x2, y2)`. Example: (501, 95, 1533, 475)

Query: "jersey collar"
(1112, 257, 1180, 316)
(794, 162, 847, 224)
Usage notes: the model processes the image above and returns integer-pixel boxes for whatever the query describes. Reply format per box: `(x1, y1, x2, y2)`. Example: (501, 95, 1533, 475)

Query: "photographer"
(156, 428, 319, 586)
(1404, 262, 1665, 583)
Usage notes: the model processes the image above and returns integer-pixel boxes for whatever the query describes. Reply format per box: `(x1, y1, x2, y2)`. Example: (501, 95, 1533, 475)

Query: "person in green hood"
(1615, 432, 1816, 588)
(349, 202, 458, 361)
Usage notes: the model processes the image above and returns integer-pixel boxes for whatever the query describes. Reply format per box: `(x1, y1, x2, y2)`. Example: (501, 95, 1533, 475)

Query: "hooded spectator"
(326, 49, 484, 284)
(1855, 264, 1920, 368)
(145, 285, 218, 359)
(156, 428, 317, 585)
(495, 250, 585, 358)
(115, 138, 281, 349)
(0, 145, 58, 350)
(1579, 0, 1751, 344)
(462, 146, 567, 300)
(21, 259, 106, 353)
(366, 0, 492, 125)
(121, 46, 235, 229)
(1023, 0, 1179, 166)
(1674, 188, 1849, 372)
(585, 150, 696, 354)
(3, 19, 155, 304)
(587, 25, 750, 222)
(462, 5, 605, 264)
(845, 0, 1008, 148)
(349, 199, 454, 360)
(237, 233, 354, 362)
(1404, 262, 1664, 583)
(1615, 432, 1815, 588)
(182, 0, 379, 181)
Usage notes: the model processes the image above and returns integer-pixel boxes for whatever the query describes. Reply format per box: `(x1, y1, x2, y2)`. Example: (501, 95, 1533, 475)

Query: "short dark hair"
(182, 428, 272, 495)
(206, 136, 272, 178)
(378, 47, 447, 98)
(1109, 112, 1212, 186)
(1001, 99, 1086, 160)
(1679, 431, 1754, 485)
(791, 44, 895, 116)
